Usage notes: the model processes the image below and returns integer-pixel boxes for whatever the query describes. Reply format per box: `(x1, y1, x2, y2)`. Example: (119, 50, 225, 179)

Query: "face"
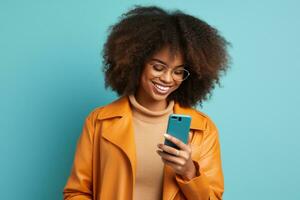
(136, 46, 185, 107)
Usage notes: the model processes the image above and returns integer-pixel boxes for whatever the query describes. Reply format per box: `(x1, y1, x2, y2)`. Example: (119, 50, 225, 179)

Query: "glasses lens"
(172, 69, 190, 81)
(151, 64, 165, 77)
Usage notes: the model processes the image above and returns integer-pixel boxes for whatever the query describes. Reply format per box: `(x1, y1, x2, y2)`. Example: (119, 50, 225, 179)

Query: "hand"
(156, 132, 197, 180)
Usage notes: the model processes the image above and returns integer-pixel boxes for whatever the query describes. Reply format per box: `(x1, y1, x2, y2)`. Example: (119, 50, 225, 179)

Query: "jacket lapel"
(96, 96, 137, 191)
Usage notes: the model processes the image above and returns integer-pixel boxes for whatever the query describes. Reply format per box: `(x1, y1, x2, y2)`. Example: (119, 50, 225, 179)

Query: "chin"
(151, 93, 168, 102)
(150, 89, 172, 102)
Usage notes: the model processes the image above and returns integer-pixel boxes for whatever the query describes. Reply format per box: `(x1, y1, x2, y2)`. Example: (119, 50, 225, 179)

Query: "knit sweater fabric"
(128, 95, 174, 200)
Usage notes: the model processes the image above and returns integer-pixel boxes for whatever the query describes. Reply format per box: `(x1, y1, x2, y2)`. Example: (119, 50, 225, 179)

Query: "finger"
(157, 150, 185, 165)
(157, 144, 180, 157)
(164, 133, 188, 151)
(157, 144, 190, 160)
(157, 150, 185, 166)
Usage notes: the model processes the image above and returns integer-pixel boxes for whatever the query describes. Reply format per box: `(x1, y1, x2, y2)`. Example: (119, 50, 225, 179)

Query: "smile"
(152, 82, 171, 94)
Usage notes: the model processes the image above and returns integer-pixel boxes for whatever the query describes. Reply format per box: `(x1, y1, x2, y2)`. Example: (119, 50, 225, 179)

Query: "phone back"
(164, 114, 191, 149)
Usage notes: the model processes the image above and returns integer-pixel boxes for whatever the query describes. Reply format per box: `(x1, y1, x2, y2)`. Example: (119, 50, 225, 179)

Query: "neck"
(134, 93, 167, 111)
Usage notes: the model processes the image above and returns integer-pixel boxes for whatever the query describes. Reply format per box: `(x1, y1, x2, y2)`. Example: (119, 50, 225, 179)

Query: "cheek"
(172, 82, 182, 92)
(140, 74, 153, 90)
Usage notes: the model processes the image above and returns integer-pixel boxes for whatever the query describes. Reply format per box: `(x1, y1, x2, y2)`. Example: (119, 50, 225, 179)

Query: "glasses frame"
(149, 63, 190, 82)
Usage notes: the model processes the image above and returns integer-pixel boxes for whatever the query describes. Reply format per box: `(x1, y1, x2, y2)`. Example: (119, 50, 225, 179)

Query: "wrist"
(182, 162, 197, 180)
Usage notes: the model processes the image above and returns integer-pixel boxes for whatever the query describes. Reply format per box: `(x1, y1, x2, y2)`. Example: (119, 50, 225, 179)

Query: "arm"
(175, 119, 224, 200)
(63, 116, 94, 200)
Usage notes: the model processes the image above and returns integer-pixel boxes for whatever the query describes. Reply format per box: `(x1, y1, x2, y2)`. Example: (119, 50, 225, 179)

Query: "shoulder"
(85, 96, 129, 123)
(193, 108, 218, 132)
(187, 108, 221, 150)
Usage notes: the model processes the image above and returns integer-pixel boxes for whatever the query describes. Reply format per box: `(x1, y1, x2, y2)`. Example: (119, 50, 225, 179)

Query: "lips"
(152, 82, 171, 94)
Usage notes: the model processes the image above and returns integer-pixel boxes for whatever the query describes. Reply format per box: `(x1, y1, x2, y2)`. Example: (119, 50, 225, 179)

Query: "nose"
(159, 70, 173, 83)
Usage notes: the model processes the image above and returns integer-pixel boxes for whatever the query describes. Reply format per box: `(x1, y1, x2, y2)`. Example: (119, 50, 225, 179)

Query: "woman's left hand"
(157, 132, 197, 180)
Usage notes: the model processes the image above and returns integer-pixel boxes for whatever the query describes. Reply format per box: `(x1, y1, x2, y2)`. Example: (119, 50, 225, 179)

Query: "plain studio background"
(1, 0, 299, 199)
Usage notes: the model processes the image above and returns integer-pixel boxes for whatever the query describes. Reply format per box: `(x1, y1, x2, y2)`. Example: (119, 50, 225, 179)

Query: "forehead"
(150, 46, 184, 65)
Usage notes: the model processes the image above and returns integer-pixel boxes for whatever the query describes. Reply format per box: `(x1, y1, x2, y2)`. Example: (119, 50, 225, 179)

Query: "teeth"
(156, 85, 169, 91)
(154, 83, 170, 92)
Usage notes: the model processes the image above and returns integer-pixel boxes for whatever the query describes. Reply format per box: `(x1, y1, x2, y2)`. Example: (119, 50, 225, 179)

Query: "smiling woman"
(63, 5, 230, 200)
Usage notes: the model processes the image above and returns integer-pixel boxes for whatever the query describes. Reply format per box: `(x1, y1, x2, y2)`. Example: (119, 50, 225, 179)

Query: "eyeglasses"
(150, 63, 190, 82)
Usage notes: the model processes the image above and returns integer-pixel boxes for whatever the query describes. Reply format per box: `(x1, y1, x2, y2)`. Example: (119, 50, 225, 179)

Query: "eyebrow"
(150, 58, 185, 68)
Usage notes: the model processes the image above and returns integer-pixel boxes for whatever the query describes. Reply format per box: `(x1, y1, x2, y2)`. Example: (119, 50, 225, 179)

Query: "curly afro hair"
(102, 5, 230, 107)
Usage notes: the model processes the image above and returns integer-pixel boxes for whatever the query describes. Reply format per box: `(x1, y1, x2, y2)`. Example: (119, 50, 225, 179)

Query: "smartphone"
(164, 114, 191, 149)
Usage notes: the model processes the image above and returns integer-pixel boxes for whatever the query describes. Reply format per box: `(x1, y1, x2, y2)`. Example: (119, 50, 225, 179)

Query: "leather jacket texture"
(63, 96, 224, 200)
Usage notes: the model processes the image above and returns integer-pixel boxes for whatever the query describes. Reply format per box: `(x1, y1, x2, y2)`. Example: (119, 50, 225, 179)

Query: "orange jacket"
(63, 96, 224, 200)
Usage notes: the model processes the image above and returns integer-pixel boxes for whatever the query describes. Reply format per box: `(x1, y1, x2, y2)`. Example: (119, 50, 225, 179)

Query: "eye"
(152, 64, 165, 71)
(173, 69, 185, 75)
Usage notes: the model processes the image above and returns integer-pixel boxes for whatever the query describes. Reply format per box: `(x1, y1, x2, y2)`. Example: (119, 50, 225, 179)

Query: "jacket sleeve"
(175, 118, 224, 200)
(63, 115, 94, 200)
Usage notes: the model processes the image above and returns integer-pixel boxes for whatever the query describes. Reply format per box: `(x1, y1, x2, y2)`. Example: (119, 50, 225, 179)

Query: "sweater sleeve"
(175, 118, 224, 200)
(63, 115, 94, 200)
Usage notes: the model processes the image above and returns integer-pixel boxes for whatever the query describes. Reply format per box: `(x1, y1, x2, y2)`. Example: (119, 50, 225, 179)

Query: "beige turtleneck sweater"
(128, 95, 174, 200)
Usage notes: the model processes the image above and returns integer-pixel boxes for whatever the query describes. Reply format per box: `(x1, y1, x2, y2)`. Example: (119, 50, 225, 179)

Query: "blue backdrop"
(1, 0, 299, 199)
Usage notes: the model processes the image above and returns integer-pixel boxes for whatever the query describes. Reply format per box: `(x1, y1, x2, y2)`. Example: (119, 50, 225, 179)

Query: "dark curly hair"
(102, 5, 230, 107)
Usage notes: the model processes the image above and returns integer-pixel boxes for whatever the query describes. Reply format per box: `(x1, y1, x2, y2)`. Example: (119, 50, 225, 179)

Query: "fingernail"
(164, 133, 170, 138)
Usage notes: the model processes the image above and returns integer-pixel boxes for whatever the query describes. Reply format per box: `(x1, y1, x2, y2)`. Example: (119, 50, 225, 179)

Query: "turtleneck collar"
(128, 95, 174, 123)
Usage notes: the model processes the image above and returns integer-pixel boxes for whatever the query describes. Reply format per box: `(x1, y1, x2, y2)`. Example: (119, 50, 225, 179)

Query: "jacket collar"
(97, 96, 207, 131)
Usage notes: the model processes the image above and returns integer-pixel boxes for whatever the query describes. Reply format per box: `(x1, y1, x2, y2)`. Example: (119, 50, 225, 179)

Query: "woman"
(63, 5, 230, 200)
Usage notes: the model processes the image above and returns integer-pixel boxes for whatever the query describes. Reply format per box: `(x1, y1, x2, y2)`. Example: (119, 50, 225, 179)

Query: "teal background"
(1, 0, 299, 199)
